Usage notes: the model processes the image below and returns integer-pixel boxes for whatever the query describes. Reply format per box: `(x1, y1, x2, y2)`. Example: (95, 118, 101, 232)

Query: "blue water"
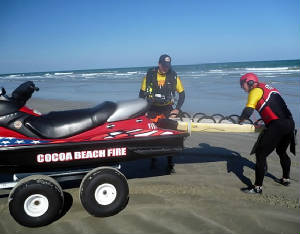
(0, 60, 299, 126)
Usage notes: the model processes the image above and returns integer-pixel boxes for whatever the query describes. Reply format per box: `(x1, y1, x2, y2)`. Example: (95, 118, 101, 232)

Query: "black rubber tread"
(8, 175, 64, 227)
(79, 167, 129, 217)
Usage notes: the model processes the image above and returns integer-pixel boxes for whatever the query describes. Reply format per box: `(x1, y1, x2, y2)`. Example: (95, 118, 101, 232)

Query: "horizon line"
(1, 58, 299, 76)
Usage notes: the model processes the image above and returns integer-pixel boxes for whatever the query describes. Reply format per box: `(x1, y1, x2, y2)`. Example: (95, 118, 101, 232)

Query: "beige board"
(176, 121, 260, 133)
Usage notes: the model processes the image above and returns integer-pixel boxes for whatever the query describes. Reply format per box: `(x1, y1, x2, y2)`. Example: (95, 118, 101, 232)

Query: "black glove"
(239, 107, 254, 124)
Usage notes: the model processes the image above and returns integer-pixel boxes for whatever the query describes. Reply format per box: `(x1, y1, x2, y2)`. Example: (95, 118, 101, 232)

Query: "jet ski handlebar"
(0, 81, 38, 109)
(11, 81, 39, 107)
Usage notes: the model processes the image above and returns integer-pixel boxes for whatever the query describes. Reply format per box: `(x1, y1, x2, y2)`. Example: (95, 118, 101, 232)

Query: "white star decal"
(16, 140, 25, 144)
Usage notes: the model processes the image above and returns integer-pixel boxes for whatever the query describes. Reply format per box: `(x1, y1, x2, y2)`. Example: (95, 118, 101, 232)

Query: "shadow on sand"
(120, 143, 277, 187)
(0, 143, 277, 191)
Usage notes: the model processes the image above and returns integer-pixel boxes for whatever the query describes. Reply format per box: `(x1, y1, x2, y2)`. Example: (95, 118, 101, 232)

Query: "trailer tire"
(80, 167, 129, 217)
(8, 175, 64, 227)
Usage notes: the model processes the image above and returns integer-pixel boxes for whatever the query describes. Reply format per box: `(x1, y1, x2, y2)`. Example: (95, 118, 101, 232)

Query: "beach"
(1, 0, 299, 232)
(0, 98, 299, 234)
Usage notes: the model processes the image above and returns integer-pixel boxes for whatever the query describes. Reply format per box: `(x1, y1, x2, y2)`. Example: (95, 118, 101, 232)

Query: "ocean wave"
(2, 74, 27, 79)
(208, 69, 223, 72)
(81, 73, 100, 77)
(245, 67, 289, 71)
(1, 74, 26, 79)
(115, 73, 131, 76)
(8, 74, 21, 78)
(288, 69, 300, 72)
(182, 74, 209, 78)
(54, 72, 74, 75)
(79, 72, 117, 77)
(97, 72, 116, 75)
(232, 67, 300, 74)
(80, 71, 142, 78)
(274, 72, 295, 75)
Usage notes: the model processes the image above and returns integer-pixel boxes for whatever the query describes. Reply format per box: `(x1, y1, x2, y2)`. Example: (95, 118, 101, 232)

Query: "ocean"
(0, 60, 299, 126)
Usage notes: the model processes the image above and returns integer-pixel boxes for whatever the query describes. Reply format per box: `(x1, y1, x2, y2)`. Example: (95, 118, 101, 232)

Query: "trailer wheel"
(8, 175, 64, 227)
(80, 167, 129, 217)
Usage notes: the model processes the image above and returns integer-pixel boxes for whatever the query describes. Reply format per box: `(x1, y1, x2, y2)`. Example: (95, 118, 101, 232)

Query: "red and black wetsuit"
(240, 83, 295, 186)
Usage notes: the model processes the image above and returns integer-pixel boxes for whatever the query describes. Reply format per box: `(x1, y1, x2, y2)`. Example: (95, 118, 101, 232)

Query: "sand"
(0, 98, 299, 234)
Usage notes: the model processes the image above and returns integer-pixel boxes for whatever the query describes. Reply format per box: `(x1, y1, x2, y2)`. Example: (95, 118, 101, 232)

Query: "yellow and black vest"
(145, 67, 177, 105)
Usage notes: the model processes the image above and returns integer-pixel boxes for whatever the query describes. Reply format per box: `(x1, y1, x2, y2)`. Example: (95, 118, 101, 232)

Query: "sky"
(0, 0, 299, 74)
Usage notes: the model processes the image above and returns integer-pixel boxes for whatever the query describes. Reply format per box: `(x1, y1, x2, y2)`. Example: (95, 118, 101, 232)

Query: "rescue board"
(175, 120, 260, 133)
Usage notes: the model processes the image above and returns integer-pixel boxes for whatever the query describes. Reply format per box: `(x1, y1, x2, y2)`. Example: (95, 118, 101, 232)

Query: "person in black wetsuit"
(139, 54, 185, 122)
(139, 54, 185, 173)
(239, 73, 295, 194)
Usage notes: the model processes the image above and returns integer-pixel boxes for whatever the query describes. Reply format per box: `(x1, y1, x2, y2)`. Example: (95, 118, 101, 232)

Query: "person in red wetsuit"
(239, 73, 295, 194)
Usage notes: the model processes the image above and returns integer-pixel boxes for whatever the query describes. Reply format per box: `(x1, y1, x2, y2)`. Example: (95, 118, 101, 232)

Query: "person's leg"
(254, 122, 283, 186)
(149, 105, 177, 172)
(242, 121, 283, 194)
(276, 137, 291, 180)
(151, 106, 176, 173)
(275, 119, 294, 185)
(165, 105, 176, 173)
(167, 156, 175, 173)
(148, 105, 162, 169)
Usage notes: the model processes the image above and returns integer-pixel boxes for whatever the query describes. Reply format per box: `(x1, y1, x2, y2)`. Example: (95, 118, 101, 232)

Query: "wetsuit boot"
(241, 185, 262, 194)
(274, 178, 291, 186)
(167, 156, 175, 174)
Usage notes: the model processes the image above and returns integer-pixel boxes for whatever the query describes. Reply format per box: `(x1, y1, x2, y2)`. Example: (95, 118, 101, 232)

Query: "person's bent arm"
(139, 76, 147, 99)
(173, 76, 185, 111)
(176, 91, 185, 110)
(139, 89, 146, 99)
(239, 88, 263, 123)
(239, 107, 254, 123)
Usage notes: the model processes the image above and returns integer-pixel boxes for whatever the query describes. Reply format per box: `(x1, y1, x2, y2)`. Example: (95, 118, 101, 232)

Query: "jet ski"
(0, 81, 188, 173)
(0, 81, 188, 227)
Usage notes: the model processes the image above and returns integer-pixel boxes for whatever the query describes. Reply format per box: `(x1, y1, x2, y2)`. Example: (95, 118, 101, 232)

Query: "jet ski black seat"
(25, 101, 117, 139)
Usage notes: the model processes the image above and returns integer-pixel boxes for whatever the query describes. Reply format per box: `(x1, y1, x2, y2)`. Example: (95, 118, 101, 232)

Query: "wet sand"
(0, 98, 299, 234)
